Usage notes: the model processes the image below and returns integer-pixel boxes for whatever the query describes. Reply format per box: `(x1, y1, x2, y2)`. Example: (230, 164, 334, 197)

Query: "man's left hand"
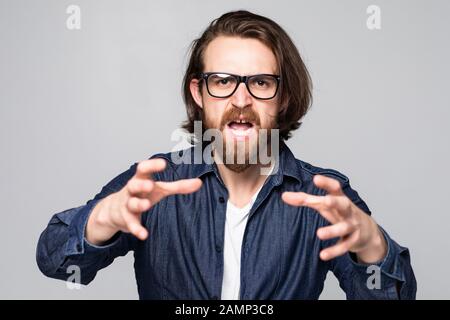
(282, 175, 387, 263)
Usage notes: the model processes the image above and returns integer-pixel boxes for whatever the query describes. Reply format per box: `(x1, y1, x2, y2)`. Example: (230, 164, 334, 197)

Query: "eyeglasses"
(199, 72, 281, 100)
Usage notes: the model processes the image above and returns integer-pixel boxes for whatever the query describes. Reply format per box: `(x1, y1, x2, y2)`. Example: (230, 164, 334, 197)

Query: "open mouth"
(225, 119, 256, 140)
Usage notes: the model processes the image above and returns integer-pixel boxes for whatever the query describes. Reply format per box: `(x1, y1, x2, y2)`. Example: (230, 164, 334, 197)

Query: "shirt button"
(76, 244, 82, 252)
(218, 196, 225, 203)
(215, 245, 222, 253)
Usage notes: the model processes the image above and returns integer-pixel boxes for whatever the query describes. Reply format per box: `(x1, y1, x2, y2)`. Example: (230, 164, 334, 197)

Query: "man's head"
(182, 10, 312, 172)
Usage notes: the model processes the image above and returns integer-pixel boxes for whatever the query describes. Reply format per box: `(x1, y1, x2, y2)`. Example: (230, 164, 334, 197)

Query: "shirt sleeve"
(326, 180, 417, 300)
(36, 162, 140, 285)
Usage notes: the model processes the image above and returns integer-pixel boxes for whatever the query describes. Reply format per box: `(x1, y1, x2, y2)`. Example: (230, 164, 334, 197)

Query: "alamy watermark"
(66, 5, 81, 30)
(366, 265, 381, 290)
(366, 5, 381, 30)
(66, 265, 81, 290)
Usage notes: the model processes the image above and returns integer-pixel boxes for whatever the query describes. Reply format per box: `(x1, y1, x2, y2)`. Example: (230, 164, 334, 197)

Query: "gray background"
(1, 0, 449, 299)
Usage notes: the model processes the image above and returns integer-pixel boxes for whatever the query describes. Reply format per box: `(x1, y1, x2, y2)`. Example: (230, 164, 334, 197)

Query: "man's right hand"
(86, 158, 202, 245)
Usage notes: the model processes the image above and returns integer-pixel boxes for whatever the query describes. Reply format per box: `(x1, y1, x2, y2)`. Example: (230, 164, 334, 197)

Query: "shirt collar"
(176, 140, 301, 187)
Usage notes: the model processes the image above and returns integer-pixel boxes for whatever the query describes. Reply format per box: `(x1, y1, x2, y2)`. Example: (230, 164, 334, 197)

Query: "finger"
(134, 158, 167, 180)
(282, 192, 339, 224)
(317, 221, 355, 241)
(126, 196, 152, 213)
(127, 178, 154, 197)
(319, 231, 359, 261)
(282, 191, 321, 206)
(123, 213, 148, 240)
(282, 192, 336, 212)
(156, 178, 203, 197)
(313, 175, 344, 196)
(283, 191, 352, 219)
(321, 194, 353, 218)
(308, 205, 340, 225)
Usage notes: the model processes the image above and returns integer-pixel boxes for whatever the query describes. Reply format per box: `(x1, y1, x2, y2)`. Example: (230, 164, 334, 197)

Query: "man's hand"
(281, 175, 387, 264)
(86, 158, 202, 245)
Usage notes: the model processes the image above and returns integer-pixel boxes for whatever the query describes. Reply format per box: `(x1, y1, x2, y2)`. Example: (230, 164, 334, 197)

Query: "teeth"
(228, 119, 251, 125)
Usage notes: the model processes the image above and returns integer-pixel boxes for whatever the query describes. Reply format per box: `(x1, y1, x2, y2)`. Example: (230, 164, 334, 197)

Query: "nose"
(230, 82, 252, 109)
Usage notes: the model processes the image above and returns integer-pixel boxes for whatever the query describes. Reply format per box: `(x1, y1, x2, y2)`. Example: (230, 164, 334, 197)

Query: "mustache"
(219, 107, 261, 130)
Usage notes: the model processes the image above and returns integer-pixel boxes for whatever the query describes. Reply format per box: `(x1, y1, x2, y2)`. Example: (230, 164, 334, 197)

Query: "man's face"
(190, 36, 280, 172)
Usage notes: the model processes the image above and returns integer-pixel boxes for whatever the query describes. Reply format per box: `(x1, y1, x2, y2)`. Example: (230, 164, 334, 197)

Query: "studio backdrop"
(0, 0, 449, 299)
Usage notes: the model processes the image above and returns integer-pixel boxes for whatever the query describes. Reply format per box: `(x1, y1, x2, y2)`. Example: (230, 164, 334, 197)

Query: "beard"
(202, 106, 277, 173)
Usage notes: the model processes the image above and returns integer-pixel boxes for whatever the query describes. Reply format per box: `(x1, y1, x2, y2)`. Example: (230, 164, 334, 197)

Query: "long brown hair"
(182, 10, 312, 141)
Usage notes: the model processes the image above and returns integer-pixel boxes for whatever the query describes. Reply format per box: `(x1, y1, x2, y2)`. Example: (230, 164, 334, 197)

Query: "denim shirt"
(36, 142, 416, 299)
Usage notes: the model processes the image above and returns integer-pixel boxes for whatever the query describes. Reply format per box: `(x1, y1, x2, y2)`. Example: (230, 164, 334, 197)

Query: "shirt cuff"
(65, 198, 123, 256)
(348, 225, 407, 283)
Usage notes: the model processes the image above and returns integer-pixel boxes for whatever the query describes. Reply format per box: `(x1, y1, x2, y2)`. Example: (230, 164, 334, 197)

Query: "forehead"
(203, 36, 278, 75)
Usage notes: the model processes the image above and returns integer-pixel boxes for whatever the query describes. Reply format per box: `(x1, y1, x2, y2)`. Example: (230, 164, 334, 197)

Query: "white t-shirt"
(220, 182, 266, 300)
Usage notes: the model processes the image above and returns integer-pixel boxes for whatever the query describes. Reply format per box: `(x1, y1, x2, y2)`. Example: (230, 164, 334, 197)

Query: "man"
(36, 10, 416, 299)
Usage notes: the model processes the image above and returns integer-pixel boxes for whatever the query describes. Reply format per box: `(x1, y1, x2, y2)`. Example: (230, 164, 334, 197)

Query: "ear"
(190, 79, 203, 109)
